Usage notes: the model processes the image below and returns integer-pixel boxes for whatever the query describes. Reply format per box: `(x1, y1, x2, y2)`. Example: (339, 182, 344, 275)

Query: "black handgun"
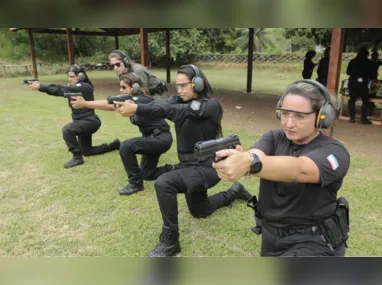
(194, 134, 241, 162)
(107, 94, 133, 105)
(23, 78, 39, 84)
(64, 92, 82, 99)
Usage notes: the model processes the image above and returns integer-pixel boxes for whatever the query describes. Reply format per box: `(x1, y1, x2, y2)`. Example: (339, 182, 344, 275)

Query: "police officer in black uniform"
(317, 47, 330, 87)
(213, 80, 351, 257)
(71, 73, 173, 195)
(347, 47, 373, 124)
(28, 64, 120, 168)
(115, 64, 252, 257)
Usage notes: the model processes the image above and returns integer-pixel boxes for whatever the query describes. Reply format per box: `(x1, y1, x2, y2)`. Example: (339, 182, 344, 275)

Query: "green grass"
(0, 68, 381, 256)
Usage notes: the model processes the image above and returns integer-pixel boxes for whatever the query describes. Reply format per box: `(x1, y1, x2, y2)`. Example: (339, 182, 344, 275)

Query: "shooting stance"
(115, 65, 252, 257)
(71, 73, 173, 195)
(213, 80, 351, 257)
(27, 64, 120, 168)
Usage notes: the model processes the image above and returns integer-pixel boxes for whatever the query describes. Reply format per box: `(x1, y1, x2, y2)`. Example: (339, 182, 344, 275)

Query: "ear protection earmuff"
(189, 64, 204, 93)
(130, 72, 141, 95)
(72, 64, 86, 82)
(276, 79, 335, 129)
(112, 50, 130, 67)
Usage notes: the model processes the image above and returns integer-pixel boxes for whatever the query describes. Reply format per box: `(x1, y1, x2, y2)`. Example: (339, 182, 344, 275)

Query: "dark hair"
(108, 50, 136, 72)
(119, 73, 149, 95)
(305, 50, 316, 59)
(177, 64, 223, 138)
(356, 47, 369, 60)
(282, 82, 327, 114)
(67, 64, 94, 90)
(371, 51, 379, 57)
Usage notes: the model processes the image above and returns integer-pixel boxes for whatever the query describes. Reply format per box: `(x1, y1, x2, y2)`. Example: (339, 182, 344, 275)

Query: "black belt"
(143, 128, 165, 137)
(72, 111, 95, 120)
(263, 222, 320, 237)
(177, 152, 198, 163)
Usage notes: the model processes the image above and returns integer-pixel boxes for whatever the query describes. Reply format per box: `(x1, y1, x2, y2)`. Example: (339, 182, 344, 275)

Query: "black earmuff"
(189, 64, 205, 93)
(112, 50, 130, 67)
(72, 64, 86, 82)
(276, 79, 335, 129)
(130, 72, 141, 95)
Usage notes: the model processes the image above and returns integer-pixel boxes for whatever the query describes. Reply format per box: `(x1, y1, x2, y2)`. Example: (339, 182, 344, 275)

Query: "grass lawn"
(0, 66, 381, 256)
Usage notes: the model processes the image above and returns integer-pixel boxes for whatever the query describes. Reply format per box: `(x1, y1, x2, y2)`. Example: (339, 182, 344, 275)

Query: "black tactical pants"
(348, 84, 369, 120)
(260, 223, 346, 257)
(62, 115, 110, 156)
(154, 162, 237, 231)
(119, 131, 173, 186)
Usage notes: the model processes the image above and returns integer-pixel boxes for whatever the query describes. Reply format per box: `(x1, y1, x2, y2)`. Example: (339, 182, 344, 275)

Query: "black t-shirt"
(252, 129, 350, 228)
(136, 95, 222, 156)
(39, 82, 95, 117)
(128, 92, 170, 135)
(346, 58, 373, 88)
(302, 59, 316, 79)
(317, 56, 329, 85)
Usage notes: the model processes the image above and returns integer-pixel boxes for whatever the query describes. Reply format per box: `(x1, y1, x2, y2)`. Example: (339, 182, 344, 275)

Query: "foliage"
(234, 28, 274, 52)
(0, 28, 240, 67)
(284, 28, 332, 46)
(284, 28, 382, 52)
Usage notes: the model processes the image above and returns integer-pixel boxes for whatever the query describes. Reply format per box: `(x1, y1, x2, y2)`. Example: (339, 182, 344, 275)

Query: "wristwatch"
(249, 152, 263, 174)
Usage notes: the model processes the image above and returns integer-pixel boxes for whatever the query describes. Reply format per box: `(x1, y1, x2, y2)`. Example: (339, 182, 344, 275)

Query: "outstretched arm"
(114, 98, 220, 122)
(71, 96, 115, 111)
(213, 148, 320, 183)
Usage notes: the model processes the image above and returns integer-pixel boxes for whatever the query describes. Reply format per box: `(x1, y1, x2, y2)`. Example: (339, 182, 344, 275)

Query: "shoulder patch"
(190, 100, 201, 111)
(327, 154, 339, 170)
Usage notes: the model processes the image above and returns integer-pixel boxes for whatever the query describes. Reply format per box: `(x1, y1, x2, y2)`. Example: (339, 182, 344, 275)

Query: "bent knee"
(154, 175, 172, 190)
(62, 125, 72, 136)
(189, 207, 209, 219)
(119, 140, 135, 154)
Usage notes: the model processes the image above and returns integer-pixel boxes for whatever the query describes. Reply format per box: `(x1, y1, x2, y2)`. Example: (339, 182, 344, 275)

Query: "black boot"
(146, 226, 181, 257)
(230, 182, 252, 202)
(64, 153, 84, 168)
(108, 139, 120, 151)
(119, 183, 144, 195)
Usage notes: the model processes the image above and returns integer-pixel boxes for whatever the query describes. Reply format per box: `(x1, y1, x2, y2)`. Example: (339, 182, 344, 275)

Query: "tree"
(233, 28, 274, 52)
(284, 29, 332, 46)
(284, 28, 382, 51)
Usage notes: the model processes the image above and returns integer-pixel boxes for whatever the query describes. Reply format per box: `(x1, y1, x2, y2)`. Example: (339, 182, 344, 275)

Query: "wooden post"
(27, 29, 38, 78)
(140, 28, 149, 67)
(165, 29, 171, 83)
(66, 28, 75, 65)
(327, 28, 345, 137)
(246, 28, 254, 93)
(114, 35, 119, 49)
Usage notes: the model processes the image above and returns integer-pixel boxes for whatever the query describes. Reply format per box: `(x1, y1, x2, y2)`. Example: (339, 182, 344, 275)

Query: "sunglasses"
(175, 81, 191, 89)
(111, 62, 122, 69)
